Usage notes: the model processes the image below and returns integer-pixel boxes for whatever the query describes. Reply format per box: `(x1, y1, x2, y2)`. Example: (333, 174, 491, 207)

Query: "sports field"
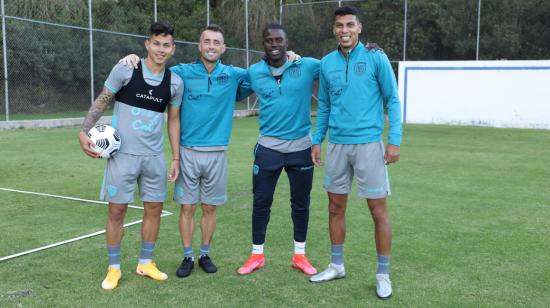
(1, 117, 549, 307)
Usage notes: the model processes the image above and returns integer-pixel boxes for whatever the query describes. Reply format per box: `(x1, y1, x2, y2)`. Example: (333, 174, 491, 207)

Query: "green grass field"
(1, 118, 549, 307)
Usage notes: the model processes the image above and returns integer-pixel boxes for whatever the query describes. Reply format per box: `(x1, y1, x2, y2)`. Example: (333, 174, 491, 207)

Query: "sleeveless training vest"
(115, 61, 171, 113)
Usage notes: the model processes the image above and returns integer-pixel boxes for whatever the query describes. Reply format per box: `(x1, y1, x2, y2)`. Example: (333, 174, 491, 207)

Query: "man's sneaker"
(101, 266, 122, 290)
(136, 262, 168, 281)
(176, 257, 194, 278)
(198, 255, 218, 273)
(376, 273, 392, 299)
(309, 263, 346, 283)
(237, 254, 265, 275)
(292, 254, 317, 275)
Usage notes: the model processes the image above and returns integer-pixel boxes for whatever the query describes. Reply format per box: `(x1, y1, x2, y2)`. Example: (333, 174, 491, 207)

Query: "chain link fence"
(0, 0, 262, 121)
(1, 0, 548, 121)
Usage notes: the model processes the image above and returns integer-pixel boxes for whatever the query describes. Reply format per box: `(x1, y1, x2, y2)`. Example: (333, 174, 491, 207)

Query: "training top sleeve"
(375, 52, 402, 146)
(306, 57, 321, 80)
(170, 73, 184, 107)
(312, 64, 330, 145)
(236, 67, 253, 101)
(104, 63, 133, 94)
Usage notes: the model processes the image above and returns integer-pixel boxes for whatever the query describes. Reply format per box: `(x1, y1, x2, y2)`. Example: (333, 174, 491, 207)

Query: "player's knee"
(144, 203, 163, 215)
(202, 204, 216, 217)
(181, 205, 196, 217)
(328, 202, 345, 216)
(370, 206, 390, 224)
(253, 195, 273, 209)
(108, 206, 126, 221)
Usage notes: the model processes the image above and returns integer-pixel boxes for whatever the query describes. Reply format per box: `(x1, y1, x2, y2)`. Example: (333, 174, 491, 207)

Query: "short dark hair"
(150, 21, 174, 37)
(262, 23, 287, 38)
(334, 6, 360, 20)
(203, 24, 224, 35)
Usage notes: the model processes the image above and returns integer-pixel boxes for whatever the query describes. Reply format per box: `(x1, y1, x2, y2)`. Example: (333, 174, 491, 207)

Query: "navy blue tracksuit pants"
(252, 144, 314, 245)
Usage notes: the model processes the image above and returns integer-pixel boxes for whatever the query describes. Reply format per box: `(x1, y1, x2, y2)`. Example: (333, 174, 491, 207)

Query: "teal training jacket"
(170, 60, 250, 147)
(312, 42, 402, 146)
(246, 57, 320, 140)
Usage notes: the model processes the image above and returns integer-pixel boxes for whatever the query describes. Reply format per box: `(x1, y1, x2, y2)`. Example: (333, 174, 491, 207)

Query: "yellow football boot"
(136, 262, 168, 281)
(101, 266, 122, 290)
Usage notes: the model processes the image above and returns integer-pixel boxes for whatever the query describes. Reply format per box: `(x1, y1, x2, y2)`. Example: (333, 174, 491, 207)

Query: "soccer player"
(308, 6, 402, 300)
(236, 24, 319, 276)
(78, 21, 183, 290)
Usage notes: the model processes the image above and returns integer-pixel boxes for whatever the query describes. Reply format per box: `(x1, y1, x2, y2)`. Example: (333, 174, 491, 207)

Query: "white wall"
(398, 60, 550, 129)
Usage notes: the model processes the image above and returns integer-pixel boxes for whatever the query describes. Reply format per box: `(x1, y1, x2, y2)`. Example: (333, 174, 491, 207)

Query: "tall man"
(237, 24, 319, 276)
(78, 21, 183, 290)
(308, 6, 402, 300)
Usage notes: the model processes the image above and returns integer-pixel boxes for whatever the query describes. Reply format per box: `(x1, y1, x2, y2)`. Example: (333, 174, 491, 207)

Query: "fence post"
(403, 0, 407, 61)
(245, 0, 250, 109)
(1, 0, 9, 121)
(154, 0, 158, 22)
(206, 0, 210, 26)
(279, 0, 282, 25)
(88, 0, 94, 105)
(476, 0, 481, 60)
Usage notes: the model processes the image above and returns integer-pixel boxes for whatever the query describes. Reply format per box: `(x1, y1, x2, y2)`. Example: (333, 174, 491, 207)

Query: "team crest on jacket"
(216, 73, 229, 85)
(354, 62, 366, 75)
(288, 66, 301, 78)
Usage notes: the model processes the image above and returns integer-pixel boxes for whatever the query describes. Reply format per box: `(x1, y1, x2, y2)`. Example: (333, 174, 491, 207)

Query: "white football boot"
(309, 263, 346, 283)
(375, 273, 392, 299)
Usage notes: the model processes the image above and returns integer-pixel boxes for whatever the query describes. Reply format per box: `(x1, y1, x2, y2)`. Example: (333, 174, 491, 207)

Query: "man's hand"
(78, 131, 99, 158)
(365, 42, 384, 53)
(384, 144, 400, 164)
(286, 50, 301, 62)
(168, 159, 179, 183)
(118, 54, 140, 69)
(311, 144, 322, 166)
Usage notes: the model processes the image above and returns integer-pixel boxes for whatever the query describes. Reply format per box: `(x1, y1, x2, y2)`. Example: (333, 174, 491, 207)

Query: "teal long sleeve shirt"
(170, 60, 250, 147)
(246, 57, 320, 140)
(312, 42, 402, 146)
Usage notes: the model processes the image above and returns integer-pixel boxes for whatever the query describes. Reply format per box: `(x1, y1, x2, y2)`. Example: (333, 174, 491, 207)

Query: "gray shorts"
(100, 152, 167, 204)
(324, 141, 390, 199)
(173, 147, 228, 206)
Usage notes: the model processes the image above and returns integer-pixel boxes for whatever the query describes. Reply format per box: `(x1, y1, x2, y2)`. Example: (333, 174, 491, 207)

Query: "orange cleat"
(237, 254, 265, 275)
(292, 254, 317, 275)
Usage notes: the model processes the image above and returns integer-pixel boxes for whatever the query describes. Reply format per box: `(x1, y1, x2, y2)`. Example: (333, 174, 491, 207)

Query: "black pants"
(252, 144, 314, 245)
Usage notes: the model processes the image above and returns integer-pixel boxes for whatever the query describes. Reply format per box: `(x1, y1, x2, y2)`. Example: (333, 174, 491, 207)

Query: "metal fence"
(0, 0, 548, 121)
(0, 0, 263, 121)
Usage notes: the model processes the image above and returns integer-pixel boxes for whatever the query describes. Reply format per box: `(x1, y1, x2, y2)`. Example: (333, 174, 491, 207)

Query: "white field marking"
(0, 188, 173, 262)
(0, 187, 173, 214)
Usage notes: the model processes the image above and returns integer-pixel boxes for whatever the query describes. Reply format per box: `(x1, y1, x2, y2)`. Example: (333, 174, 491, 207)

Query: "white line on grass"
(0, 187, 173, 213)
(0, 187, 173, 262)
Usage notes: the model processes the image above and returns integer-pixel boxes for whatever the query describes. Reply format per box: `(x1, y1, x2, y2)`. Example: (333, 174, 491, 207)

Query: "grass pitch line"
(0, 213, 171, 262)
(0, 187, 173, 214)
(0, 187, 173, 262)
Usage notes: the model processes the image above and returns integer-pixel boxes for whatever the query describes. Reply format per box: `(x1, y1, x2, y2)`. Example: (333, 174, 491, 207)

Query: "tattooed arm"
(78, 87, 116, 158)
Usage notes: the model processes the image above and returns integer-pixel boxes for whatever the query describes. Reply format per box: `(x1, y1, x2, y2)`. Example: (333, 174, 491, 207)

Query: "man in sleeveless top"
(78, 21, 183, 290)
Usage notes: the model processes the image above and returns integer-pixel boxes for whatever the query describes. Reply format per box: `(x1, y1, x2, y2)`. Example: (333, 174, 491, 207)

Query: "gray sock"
(138, 241, 155, 264)
(377, 255, 390, 274)
(331, 244, 344, 265)
(183, 246, 194, 261)
(107, 245, 121, 268)
(199, 244, 210, 257)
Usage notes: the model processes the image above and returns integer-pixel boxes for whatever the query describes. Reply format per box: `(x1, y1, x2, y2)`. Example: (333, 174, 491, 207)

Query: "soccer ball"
(87, 124, 121, 159)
